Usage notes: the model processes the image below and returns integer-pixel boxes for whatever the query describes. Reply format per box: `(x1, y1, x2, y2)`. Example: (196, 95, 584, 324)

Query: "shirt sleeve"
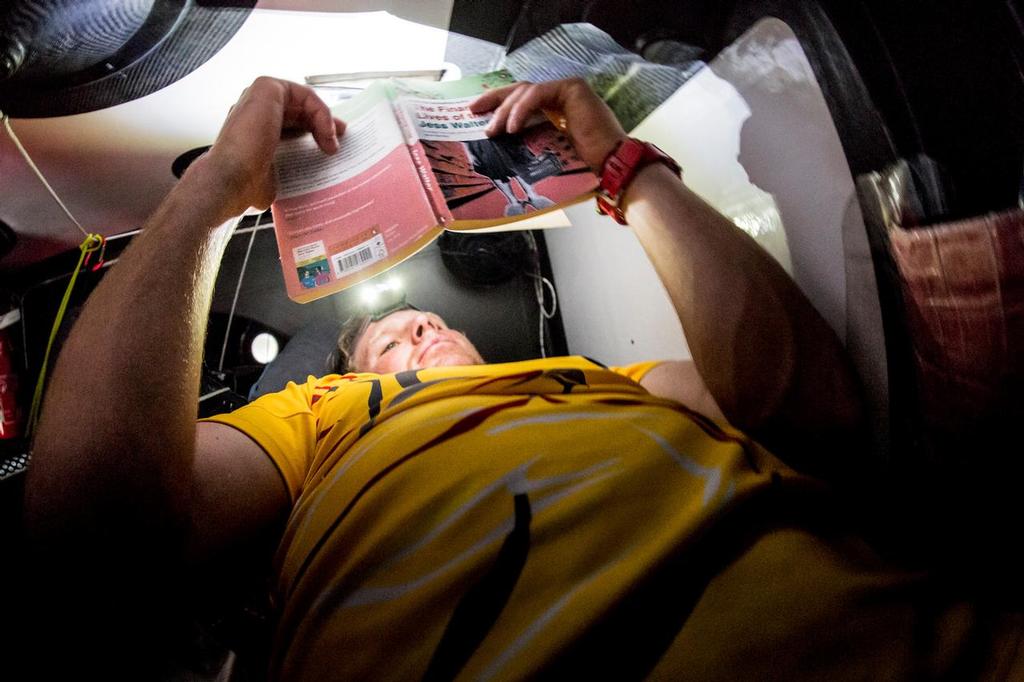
(608, 360, 664, 385)
(199, 377, 318, 503)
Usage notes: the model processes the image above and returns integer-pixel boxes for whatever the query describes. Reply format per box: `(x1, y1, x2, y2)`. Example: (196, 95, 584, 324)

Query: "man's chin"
(433, 355, 479, 368)
(419, 349, 481, 369)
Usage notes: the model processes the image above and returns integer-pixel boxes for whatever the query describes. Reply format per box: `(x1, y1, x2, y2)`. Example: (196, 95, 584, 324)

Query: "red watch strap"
(596, 138, 681, 225)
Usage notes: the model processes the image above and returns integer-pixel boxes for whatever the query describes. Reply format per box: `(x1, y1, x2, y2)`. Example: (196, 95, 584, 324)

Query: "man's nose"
(410, 314, 437, 342)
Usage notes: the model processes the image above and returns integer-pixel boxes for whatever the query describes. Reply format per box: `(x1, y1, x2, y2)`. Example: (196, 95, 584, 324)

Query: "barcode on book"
(341, 247, 373, 270)
(332, 234, 387, 277)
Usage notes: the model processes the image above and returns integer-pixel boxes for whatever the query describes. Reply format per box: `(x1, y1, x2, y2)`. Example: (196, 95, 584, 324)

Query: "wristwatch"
(595, 138, 681, 225)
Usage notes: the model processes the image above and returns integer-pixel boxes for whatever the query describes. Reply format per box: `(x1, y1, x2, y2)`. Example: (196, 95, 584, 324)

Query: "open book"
(270, 71, 598, 303)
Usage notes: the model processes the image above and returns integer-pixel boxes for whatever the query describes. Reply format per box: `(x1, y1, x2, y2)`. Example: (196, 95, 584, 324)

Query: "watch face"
(619, 139, 646, 164)
(596, 139, 680, 226)
(601, 139, 642, 198)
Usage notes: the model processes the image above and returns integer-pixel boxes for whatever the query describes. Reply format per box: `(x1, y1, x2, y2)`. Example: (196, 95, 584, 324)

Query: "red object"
(595, 138, 681, 225)
(889, 208, 1024, 440)
(0, 327, 23, 439)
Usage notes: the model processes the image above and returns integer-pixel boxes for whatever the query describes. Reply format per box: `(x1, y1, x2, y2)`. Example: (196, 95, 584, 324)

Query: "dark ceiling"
(452, 0, 1024, 218)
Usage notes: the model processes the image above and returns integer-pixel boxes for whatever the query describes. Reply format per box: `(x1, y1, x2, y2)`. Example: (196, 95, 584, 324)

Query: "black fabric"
(0, 0, 256, 117)
(248, 319, 343, 401)
(466, 137, 538, 181)
(422, 493, 532, 682)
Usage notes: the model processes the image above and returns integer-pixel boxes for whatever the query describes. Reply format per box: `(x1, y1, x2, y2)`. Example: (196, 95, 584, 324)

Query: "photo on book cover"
(422, 127, 592, 221)
(394, 72, 597, 225)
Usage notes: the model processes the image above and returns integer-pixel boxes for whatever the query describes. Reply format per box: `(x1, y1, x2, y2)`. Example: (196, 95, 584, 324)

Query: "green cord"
(26, 233, 104, 439)
(3, 109, 106, 440)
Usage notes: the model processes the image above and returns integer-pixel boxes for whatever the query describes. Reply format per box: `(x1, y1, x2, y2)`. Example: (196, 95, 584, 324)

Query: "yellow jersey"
(203, 356, 979, 681)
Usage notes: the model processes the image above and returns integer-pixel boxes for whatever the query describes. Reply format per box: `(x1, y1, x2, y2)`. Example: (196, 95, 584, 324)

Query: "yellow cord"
(2, 109, 109, 439)
(26, 234, 105, 438)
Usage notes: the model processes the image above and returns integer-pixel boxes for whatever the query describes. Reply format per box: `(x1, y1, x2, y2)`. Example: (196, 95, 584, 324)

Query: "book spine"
(409, 140, 451, 225)
(269, 202, 303, 302)
(393, 103, 451, 225)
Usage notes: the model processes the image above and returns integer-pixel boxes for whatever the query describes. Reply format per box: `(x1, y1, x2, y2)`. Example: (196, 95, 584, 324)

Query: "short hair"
(332, 303, 420, 374)
(332, 313, 373, 374)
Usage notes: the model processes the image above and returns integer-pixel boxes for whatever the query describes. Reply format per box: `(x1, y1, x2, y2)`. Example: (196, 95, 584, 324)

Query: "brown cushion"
(889, 209, 1024, 437)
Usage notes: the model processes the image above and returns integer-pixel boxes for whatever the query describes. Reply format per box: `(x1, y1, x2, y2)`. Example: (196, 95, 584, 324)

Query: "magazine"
(270, 71, 598, 303)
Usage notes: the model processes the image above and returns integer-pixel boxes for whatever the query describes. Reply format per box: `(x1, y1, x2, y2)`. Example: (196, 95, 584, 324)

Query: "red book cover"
(271, 84, 441, 303)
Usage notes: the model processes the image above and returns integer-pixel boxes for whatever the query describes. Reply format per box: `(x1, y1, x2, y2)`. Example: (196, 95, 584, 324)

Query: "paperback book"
(270, 71, 598, 302)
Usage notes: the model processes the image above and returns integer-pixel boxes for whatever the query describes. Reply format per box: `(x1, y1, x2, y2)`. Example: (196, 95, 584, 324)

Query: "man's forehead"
(372, 308, 432, 328)
(362, 309, 442, 341)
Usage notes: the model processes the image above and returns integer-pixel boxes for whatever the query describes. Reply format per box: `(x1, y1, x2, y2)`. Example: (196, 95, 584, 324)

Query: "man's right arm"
(23, 78, 341, 599)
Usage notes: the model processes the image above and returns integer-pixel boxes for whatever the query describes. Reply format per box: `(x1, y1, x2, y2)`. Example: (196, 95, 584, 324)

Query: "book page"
(271, 84, 440, 302)
(393, 72, 599, 228)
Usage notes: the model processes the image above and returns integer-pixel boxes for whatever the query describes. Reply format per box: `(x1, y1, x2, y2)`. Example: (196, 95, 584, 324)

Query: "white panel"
(257, 0, 454, 29)
(0, 9, 453, 267)
(548, 203, 689, 366)
(547, 67, 781, 365)
(549, 19, 866, 370)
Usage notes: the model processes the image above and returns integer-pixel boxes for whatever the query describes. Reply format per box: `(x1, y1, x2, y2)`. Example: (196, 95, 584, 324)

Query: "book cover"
(270, 83, 440, 303)
(392, 72, 599, 229)
(270, 72, 599, 302)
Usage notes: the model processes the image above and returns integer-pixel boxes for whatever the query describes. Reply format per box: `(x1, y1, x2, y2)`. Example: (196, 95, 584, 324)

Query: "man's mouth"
(417, 337, 454, 365)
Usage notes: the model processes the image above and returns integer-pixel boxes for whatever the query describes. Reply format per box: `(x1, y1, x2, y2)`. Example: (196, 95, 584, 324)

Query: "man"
(22, 77, 996, 680)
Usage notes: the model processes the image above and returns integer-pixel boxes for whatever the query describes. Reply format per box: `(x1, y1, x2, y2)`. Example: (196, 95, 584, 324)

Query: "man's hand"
(470, 78, 626, 172)
(190, 76, 345, 218)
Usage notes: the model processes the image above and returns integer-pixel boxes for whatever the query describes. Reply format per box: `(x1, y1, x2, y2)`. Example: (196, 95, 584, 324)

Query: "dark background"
(1, 0, 1023, 675)
(4, 0, 1023, 559)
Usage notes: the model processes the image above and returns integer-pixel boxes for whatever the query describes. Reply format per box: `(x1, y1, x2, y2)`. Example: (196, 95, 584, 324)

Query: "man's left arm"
(472, 80, 863, 468)
(636, 360, 727, 424)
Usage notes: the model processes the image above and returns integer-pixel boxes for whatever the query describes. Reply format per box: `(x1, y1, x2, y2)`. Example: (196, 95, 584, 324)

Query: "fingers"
(471, 78, 625, 172)
(238, 77, 341, 155)
(202, 77, 347, 216)
(479, 80, 584, 136)
(486, 84, 531, 136)
(278, 80, 340, 154)
(504, 81, 562, 134)
(472, 82, 550, 136)
(468, 83, 519, 115)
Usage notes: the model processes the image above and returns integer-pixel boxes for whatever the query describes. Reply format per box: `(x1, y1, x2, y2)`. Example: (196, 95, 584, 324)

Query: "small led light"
(360, 286, 379, 306)
(386, 276, 402, 291)
(251, 332, 279, 364)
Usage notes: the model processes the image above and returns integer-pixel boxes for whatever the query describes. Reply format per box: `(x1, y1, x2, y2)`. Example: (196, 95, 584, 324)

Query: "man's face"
(353, 309, 485, 374)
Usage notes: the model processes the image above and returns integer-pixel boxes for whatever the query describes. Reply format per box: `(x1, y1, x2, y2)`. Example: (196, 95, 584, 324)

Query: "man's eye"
(380, 340, 399, 356)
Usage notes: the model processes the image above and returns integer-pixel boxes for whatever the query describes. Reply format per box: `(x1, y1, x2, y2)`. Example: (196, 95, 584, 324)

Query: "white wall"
(546, 19, 889, 454)
(546, 65, 789, 365)
(547, 203, 690, 365)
